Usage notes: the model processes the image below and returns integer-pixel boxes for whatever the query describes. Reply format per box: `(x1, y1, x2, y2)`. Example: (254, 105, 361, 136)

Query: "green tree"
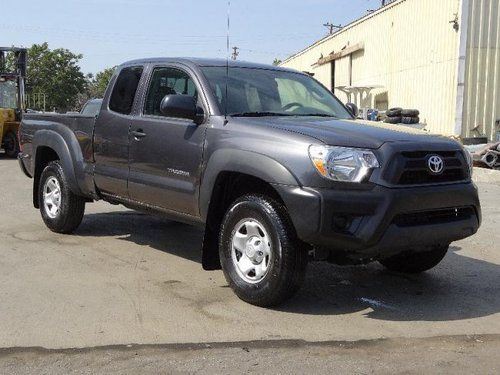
(88, 67, 115, 98)
(26, 43, 86, 112)
(272, 58, 282, 66)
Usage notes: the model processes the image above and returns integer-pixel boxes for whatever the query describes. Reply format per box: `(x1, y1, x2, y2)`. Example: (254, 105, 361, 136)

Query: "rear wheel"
(379, 245, 449, 273)
(3, 131, 19, 158)
(39, 161, 86, 233)
(219, 194, 308, 307)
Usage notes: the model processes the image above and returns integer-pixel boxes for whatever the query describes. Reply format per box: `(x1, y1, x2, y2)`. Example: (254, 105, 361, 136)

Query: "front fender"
(199, 149, 300, 220)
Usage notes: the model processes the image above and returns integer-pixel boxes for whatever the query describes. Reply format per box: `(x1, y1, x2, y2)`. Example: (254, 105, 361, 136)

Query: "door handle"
(131, 129, 146, 140)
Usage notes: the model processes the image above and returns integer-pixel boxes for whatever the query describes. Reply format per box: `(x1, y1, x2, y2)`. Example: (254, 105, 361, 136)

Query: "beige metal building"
(281, 0, 500, 141)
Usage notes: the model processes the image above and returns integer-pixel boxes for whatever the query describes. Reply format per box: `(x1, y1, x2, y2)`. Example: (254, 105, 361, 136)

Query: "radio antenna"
(224, 0, 230, 125)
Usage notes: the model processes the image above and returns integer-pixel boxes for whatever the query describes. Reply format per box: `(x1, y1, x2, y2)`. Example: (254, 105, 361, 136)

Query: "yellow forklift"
(0, 47, 27, 157)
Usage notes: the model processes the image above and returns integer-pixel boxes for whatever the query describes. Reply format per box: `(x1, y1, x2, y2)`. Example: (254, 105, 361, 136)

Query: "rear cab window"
(81, 100, 102, 117)
(109, 66, 144, 115)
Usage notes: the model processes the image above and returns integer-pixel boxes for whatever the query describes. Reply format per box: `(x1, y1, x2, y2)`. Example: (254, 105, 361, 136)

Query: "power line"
(323, 22, 342, 35)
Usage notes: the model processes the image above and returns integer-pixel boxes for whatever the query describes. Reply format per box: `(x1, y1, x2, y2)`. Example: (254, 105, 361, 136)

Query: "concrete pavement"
(1, 156, 499, 372)
(1, 335, 499, 374)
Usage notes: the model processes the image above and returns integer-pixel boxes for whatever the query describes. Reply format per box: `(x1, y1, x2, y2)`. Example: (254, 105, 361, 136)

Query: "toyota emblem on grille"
(427, 155, 444, 174)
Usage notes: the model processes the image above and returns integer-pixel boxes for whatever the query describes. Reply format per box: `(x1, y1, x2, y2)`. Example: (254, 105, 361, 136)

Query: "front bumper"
(272, 182, 481, 260)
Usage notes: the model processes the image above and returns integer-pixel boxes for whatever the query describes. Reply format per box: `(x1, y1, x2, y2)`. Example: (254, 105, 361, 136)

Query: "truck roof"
(120, 57, 296, 72)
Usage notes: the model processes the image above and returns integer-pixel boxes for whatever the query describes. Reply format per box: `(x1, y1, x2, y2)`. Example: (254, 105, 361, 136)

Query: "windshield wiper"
(231, 112, 293, 117)
(231, 112, 339, 118)
(292, 113, 338, 118)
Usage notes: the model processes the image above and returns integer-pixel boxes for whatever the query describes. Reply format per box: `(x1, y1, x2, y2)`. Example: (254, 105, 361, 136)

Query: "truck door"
(128, 65, 206, 216)
(93, 66, 143, 198)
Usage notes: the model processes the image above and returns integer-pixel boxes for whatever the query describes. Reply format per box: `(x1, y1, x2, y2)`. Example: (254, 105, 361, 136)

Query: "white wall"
(462, 0, 500, 141)
(282, 0, 463, 136)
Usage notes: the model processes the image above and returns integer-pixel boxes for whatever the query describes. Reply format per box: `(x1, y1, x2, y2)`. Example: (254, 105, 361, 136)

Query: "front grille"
(384, 150, 469, 185)
(393, 207, 475, 227)
(401, 151, 457, 159)
(398, 168, 466, 185)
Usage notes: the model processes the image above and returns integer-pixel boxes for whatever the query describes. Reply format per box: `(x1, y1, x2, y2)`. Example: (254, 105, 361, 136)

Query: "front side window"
(109, 66, 143, 115)
(144, 67, 198, 117)
(201, 66, 352, 119)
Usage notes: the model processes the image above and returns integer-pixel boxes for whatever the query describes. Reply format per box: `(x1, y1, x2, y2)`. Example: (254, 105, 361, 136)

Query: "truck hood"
(241, 116, 456, 149)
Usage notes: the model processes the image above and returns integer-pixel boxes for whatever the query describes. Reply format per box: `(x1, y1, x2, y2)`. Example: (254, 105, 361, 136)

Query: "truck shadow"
(77, 210, 204, 264)
(279, 249, 500, 321)
(77, 210, 500, 322)
(0, 153, 17, 160)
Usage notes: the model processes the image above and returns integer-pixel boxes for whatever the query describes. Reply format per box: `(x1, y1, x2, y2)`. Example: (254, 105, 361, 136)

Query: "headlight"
(309, 145, 380, 182)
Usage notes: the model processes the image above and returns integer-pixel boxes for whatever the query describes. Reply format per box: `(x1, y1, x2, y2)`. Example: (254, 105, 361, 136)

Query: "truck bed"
(20, 112, 97, 165)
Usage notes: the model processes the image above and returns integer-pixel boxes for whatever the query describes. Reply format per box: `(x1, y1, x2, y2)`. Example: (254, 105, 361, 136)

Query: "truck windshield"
(201, 67, 352, 119)
(0, 79, 17, 109)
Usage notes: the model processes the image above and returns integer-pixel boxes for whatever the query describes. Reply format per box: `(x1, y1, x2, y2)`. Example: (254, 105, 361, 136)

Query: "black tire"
(3, 131, 19, 158)
(386, 108, 402, 117)
(401, 116, 420, 124)
(384, 116, 402, 124)
(462, 137, 489, 145)
(219, 194, 308, 307)
(401, 109, 420, 117)
(39, 161, 86, 234)
(379, 245, 449, 274)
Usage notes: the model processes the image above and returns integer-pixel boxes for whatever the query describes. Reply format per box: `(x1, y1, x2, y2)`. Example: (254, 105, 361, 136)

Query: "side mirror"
(345, 102, 359, 118)
(160, 95, 205, 125)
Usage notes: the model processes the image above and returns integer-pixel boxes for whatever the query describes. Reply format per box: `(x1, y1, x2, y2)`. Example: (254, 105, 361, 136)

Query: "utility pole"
(231, 46, 239, 60)
(323, 22, 342, 35)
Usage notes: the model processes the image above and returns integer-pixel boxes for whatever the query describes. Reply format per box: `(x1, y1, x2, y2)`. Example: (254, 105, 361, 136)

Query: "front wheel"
(219, 194, 308, 307)
(39, 161, 86, 234)
(379, 245, 449, 274)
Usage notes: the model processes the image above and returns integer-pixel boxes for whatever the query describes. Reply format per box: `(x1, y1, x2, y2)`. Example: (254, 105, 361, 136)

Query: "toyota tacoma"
(18, 58, 481, 306)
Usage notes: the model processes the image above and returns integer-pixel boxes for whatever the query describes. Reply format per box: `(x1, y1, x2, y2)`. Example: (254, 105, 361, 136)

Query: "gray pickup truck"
(18, 58, 481, 306)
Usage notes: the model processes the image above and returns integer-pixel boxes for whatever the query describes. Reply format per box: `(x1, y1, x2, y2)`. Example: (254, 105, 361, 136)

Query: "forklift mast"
(0, 47, 27, 113)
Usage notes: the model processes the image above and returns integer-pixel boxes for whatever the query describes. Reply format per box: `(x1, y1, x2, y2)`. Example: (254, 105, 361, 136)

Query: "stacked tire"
(384, 108, 420, 125)
(401, 109, 420, 124)
(384, 107, 402, 124)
